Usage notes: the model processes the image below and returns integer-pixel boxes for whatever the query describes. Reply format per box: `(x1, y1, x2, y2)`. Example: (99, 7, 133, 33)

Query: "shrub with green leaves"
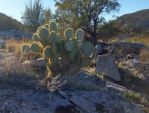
(21, 21, 94, 76)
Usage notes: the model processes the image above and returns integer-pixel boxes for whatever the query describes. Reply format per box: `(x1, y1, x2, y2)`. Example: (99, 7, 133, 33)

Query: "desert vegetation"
(0, 0, 149, 113)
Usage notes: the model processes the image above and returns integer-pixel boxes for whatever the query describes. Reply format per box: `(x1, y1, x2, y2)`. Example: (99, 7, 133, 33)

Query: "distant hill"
(0, 12, 24, 32)
(117, 9, 149, 33)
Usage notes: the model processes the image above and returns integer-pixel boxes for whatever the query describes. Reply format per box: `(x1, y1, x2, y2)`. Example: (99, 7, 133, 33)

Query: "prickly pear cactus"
(21, 44, 31, 55)
(21, 21, 94, 77)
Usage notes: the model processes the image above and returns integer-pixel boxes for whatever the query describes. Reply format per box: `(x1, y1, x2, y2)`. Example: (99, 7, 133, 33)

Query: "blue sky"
(0, 0, 149, 22)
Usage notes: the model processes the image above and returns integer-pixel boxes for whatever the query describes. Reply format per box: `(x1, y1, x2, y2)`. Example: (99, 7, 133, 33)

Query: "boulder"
(23, 58, 46, 69)
(96, 54, 121, 81)
(58, 71, 106, 90)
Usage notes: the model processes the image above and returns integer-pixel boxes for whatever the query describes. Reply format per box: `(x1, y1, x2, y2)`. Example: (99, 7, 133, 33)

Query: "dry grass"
(124, 90, 149, 107)
(0, 38, 45, 88)
(0, 56, 43, 88)
(5, 38, 39, 61)
(139, 49, 149, 64)
(5, 38, 30, 58)
(124, 91, 149, 113)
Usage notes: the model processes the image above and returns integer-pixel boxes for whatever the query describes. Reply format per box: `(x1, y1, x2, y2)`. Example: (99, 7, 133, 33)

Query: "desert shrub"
(21, 21, 95, 77)
(139, 48, 149, 64)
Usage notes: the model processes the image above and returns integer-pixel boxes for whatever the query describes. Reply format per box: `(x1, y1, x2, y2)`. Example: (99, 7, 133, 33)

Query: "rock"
(59, 71, 106, 90)
(125, 58, 140, 67)
(96, 54, 121, 81)
(23, 58, 46, 69)
(112, 42, 144, 55)
(0, 88, 80, 113)
(61, 90, 145, 113)
(0, 88, 145, 113)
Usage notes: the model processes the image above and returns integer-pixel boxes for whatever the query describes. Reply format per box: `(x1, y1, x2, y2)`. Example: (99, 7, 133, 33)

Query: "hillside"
(0, 12, 24, 32)
(117, 9, 149, 32)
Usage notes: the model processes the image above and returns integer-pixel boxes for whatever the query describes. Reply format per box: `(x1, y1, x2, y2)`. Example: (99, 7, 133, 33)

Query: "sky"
(0, 0, 149, 22)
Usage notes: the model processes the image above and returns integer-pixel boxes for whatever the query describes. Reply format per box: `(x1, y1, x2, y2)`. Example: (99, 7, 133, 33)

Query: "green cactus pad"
(44, 24, 49, 29)
(72, 39, 79, 48)
(31, 42, 41, 53)
(51, 55, 59, 66)
(21, 44, 31, 54)
(37, 26, 43, 31)
(64, 28, 74, 39)
(81, 41, 94, 56)
(75, 29, 85, 43)
(32, 33, 40, 42)
(55, 39, 65, 53)
(65, 40, 74, 51)
(49, 21, 57, 31)
(38, 27, 49, 45)
(69, 48, 80, 63)
(43, 46, 53, 59)
(49, 31, 58, 43)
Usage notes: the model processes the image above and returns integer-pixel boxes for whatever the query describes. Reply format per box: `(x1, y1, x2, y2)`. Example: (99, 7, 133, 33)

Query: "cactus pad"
(43, 46, 53, 59)
(38, 27, 49, 45)
(49, 21, 57, 31)
(69, 48, 80, 63)
(21, 44, 31, 54)
(81, 41, 94, 56)
(64, 28, 74, 39)
(49, 31, 58, 43)
(31, 42, 41, 53)
(65, 40, 74, 51)
(44, 24, 49, 29)
(32, 33, 40, 42)
(75, 29, 85, 43)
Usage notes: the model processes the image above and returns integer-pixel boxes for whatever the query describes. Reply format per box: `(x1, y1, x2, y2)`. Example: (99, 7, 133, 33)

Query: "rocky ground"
(0, 84, 144, 113)
(0, 42, 149, 113)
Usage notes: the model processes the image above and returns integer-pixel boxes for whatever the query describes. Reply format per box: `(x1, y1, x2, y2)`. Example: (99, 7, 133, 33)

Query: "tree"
(42, 8, 52, 24)
(55, 0, 120, 45)
(99, 20, 121, 41)
(22, 0, 44, 32)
